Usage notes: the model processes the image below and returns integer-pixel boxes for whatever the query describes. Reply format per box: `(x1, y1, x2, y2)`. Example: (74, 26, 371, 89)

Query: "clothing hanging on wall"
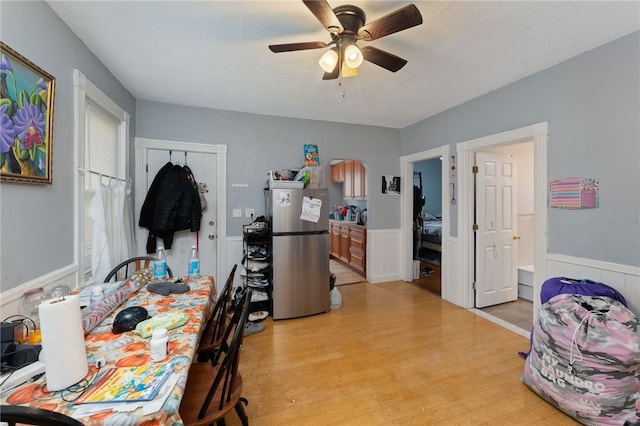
(89, 179, 134, 281)
(139, 161, 203, 253)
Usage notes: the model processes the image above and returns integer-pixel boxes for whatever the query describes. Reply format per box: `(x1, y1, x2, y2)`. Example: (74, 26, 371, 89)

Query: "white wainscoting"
(546, 253, 640, 316)
(0, 264, 78, 319)
(441, 236, 459, 305)
(367, 228, 402, 283)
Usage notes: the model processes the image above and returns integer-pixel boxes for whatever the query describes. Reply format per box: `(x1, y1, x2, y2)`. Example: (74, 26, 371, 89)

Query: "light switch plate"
(232, 209, 242, 218)
(245, 208, 255, 218)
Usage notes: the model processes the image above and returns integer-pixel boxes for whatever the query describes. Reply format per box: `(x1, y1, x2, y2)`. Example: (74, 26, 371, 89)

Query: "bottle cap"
(152, 328, 168, 339)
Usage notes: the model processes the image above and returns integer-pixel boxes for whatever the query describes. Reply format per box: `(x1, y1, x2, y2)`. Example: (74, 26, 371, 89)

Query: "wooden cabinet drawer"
(340, 225, 350, 263)
(330, 223, 341, 258)
(349, 247, 365, 273)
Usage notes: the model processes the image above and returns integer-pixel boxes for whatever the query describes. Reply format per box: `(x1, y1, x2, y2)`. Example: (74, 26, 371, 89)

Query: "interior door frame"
(134, 137, 227, 286)
(458, 122, 548, 318)
(400, 145, 450, 298)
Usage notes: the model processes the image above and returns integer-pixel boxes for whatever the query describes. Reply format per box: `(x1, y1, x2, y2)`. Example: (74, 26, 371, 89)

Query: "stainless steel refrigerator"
(266, 188, 330, 320)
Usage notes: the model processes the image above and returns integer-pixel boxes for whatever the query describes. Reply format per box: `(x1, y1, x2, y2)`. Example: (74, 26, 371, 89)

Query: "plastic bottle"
(154, 245, 167, 280)
(330, 287, 342, 310)
(89, 285, 105, 308)
(150, 328, 169, 362)
(188, 245, 200, 280)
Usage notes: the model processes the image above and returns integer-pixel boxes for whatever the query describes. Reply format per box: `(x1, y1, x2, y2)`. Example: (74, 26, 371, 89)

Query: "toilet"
(518, 265, 534, 301)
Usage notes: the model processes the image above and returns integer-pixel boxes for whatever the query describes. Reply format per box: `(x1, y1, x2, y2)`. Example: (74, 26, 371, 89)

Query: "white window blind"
(82, 100, 122, 282)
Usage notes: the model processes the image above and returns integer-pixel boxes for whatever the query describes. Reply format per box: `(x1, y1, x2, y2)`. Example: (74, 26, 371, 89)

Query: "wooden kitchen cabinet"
(331, 162, 345, 183)
(343, 160, 354, 198)
(329, 221, 366, 276)
(349, 226, 366, 273)
(352, 161, 366, 199)
(340, 224, 350, 263)
(330, 222, 341, 259)
(342, 160, 366, 200)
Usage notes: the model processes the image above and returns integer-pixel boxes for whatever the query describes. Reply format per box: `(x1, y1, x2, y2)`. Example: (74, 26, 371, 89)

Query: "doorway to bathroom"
(458, 122, 549, 337)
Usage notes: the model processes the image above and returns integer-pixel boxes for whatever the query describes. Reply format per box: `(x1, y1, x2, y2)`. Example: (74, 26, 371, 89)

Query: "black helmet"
(112, 306, 149, 334)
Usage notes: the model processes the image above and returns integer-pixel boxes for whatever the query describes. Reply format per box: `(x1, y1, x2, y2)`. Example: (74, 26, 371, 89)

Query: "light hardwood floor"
(220, 281, 578, 425)
(481, 298, 534, 332)
(330, 259, 365, 286)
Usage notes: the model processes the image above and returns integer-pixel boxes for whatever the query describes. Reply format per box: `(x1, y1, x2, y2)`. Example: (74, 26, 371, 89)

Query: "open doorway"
(457, 122, 549, 337)
(413, 159, 443, 294)
(475, 142, 534, 331)
(400, 145, 450, 299)
(327, 159, 368, 286)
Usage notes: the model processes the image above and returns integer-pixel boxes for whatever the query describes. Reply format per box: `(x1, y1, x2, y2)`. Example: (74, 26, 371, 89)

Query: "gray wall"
(2, 1, 638, 297)
(402, 31, 640, 267)
(414, 158, 442, 217)
(0, 1, 136, 291)
(135, 102, 401, 237)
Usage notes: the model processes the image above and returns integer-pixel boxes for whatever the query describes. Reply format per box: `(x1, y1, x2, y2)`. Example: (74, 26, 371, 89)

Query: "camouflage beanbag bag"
(521, 294, 640, 425)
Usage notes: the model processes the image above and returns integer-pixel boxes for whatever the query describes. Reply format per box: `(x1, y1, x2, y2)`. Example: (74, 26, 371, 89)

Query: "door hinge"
(472, 166, 478, 174)
(472, 281, 477, 290)
(472, 224, 478, 232)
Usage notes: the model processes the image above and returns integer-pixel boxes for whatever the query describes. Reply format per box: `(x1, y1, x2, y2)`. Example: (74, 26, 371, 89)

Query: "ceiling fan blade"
(361, 46, 408, 72)
(322, 66, 339, 80)
(302, 0, 344, 34)
(357, 4, 423, 41)
(269, 41, 328, 53)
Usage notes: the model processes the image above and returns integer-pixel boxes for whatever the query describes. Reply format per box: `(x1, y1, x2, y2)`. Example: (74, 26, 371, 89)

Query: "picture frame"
(0, 41, 55, 184)
(382, 175, 400, 194)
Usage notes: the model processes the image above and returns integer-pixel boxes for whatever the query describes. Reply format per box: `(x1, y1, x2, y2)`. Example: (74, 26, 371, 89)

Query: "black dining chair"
(196, 264, 237, 362)
(103, 256, 174, 282)
(180, 288, 252, 426)
(0, 405, 84, 426)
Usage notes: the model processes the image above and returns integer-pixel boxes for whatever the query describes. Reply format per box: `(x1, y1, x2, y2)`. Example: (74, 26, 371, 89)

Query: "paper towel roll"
(39, 295, 88, 391)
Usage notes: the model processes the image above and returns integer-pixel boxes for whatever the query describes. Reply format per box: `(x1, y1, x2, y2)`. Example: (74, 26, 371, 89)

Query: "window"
(74, 70, 129, 284)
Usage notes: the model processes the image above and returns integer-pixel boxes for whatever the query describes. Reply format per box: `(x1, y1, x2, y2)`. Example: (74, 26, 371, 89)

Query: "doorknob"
(208, 234, 216, 240)
(512, 235, 521, 240)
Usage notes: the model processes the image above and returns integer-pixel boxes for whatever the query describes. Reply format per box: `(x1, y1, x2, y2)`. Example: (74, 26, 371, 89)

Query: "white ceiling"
(46, 1, 639, 129)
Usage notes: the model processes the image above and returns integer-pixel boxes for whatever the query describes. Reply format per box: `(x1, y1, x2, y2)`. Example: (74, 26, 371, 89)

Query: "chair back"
(198, 264, 237, 352)
(0, 405, 84, 426)
(198, 288, 252, 420)
(103, 256, 174, 282)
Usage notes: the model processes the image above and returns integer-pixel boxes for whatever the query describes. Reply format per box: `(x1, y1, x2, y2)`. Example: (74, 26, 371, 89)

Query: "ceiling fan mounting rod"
(333, 4, 366, 36)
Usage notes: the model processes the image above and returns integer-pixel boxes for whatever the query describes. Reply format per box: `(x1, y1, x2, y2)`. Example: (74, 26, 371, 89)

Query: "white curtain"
(89, 179, 134, 283)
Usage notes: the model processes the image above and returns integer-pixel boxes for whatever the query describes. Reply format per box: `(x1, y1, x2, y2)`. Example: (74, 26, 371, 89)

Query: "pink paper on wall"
(549, 177, 599, 209)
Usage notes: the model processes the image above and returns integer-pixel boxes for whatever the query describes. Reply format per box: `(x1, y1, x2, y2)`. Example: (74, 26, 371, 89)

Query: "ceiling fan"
(268, 1, 423, 80)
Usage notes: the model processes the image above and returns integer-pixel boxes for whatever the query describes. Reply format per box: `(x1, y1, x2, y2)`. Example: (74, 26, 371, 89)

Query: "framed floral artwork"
(0, 42, 55, 184)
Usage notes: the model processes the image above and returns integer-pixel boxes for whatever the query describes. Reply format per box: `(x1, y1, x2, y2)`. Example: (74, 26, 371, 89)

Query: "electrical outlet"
(245, 208, 255, 218)
(232, 209, 242, 218)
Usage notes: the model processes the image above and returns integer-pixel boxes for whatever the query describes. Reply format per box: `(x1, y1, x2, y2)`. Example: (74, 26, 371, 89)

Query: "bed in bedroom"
(421, 215, 442, 252)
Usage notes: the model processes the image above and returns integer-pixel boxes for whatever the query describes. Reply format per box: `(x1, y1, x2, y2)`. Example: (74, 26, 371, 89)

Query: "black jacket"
(139, 163, 202, 253)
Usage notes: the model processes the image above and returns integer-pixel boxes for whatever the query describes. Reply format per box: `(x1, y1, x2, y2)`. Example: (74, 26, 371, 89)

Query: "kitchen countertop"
(330, 219, 366, 228)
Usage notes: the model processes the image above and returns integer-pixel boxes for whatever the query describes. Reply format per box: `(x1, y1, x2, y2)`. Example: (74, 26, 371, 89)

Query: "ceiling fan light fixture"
(344, 44, 363, 68)
(341, 62, 358, 78)
(318, 48, 338, 73)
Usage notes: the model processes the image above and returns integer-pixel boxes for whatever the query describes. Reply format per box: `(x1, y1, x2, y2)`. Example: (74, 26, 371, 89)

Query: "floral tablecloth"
(1, 275, 216, 425)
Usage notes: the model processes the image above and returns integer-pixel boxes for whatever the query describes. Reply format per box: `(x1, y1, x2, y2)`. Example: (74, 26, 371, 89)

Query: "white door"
(137, 149, 218, 280)
(475, 152, 518, 308)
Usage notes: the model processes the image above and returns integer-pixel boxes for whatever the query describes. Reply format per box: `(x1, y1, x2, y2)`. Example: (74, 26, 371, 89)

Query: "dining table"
(0, 273, 216, 425)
